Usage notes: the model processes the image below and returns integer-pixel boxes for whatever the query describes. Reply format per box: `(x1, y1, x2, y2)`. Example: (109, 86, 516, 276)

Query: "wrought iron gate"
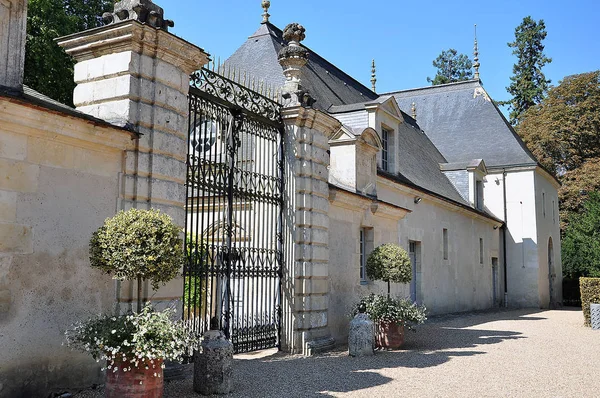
(183, 67, 284, 353)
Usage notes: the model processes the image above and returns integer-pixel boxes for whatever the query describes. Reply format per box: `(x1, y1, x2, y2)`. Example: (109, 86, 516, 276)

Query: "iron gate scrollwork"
(184, 67, 284, 353)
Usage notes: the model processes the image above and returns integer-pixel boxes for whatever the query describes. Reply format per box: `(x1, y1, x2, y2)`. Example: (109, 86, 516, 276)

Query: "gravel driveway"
(76, 308, 600, 398)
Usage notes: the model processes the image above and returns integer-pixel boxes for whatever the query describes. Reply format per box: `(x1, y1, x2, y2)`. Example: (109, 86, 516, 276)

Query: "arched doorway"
(548, 237, 555, 307)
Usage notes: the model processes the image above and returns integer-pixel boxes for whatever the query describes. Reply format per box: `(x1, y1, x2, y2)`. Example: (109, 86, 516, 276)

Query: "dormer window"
(381, 127, 390, 171)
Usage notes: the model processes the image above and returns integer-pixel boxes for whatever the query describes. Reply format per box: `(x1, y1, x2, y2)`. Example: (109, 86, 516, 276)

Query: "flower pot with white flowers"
(66, 209, 195, 398)
(363, 243, 427, 349)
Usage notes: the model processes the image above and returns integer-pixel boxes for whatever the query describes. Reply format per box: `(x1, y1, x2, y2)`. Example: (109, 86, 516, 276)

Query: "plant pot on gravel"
(353, 294, 426, 349)
(359, 243, 426, 348)
(66, 305, 198, 398)
(65, 209, 195, 398)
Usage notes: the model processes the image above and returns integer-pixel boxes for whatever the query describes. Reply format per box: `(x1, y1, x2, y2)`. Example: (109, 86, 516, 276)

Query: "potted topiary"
(353, 294, 426, 349)
(89, 208, 184, 312)
(65, 305, 198, 398)
(363, 243, 425, 348)
(66, 209, 194, 398)
(366, 243, 412, 297)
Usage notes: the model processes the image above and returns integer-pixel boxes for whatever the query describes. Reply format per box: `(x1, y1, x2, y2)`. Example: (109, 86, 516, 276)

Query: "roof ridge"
(383, 79, 481, 96)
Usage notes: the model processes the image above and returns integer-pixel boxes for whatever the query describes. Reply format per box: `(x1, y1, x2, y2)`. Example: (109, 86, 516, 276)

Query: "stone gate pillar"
(279, 23, 340, 354)
(57, 1, 208, 310)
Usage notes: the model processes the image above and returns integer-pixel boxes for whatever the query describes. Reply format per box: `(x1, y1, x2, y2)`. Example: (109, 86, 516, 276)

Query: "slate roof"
(329, 98, 420, 130)
(223, 21, 510, 220)
(386, 80, 538, 169)
(393, 123, 470, 206)
(0, 85, 133, 132)
(224, 23, 378, 111)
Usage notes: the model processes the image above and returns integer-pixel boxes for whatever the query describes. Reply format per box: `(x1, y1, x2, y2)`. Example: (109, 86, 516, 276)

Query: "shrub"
(562, 192, 600, 279)
(366, 243, 412, 294)
(580, 277, 600, 326)
(89, 209, 184, 290)
(65, 304, 198, 373)
(352, 294, 427, 331)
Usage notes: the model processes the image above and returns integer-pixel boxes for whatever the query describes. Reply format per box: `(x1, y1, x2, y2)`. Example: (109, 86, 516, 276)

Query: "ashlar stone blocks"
(282, 105, 340, 354)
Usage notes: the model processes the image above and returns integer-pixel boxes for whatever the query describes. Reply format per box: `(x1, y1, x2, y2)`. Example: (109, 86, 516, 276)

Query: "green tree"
(427, 49, 473, 85)
(562, 192, 600, 278)
(24, 0, 113, 106)
(503, 16, 552, 125)
(517, 71, 600, 229)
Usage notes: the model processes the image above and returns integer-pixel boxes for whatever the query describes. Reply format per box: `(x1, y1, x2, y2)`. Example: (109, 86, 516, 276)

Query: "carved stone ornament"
(282, 22, 306, 43)
(102, 0, 174, 31)
(279, 22, 313, 107)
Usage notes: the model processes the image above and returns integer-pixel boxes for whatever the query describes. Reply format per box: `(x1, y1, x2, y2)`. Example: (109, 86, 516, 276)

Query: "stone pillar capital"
(57, 20, 208, 75)
(281, 106, 342, 140)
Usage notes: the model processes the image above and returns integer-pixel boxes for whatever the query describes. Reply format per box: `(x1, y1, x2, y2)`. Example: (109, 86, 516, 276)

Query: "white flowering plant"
(65, 304, 198, 375)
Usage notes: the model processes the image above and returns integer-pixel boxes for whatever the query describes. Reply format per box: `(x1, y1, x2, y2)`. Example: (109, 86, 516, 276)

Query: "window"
(543, 192, 546, 218)
(475, 180, 484, 210)
(360, 229, 366, 280)
(552, 200, 556, 224)
(360, 227, 374, 282)
(409, 241, 421, 303)
(443, 228, 448, 260)
(479, 238, 484, 264)
(381, 128, 390, 171)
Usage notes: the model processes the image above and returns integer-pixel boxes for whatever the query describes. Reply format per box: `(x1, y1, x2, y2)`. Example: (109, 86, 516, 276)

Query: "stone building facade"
(0, 0, 562, 395)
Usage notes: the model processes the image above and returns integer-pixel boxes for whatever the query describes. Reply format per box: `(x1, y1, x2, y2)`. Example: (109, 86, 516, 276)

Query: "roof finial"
(261, 0, 271, 24)
(411, 102, 417, 120)
(473, 24, 480, 80)
(371, 59, 377, 93)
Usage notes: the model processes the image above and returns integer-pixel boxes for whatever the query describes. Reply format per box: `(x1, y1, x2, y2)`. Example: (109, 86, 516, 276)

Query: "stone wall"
(0, 97, 134, 397)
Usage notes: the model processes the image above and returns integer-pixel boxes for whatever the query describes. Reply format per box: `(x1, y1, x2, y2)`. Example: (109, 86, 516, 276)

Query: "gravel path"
(74, 308, 600, 398)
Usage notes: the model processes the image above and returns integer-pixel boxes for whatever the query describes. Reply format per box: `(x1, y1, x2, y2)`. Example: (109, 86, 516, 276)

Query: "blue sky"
(162, 0, 599, 104)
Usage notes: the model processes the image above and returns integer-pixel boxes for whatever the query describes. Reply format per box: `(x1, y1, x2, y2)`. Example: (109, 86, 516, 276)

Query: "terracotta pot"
(376, 321, 405, 349)
(105, 358, 164, 398)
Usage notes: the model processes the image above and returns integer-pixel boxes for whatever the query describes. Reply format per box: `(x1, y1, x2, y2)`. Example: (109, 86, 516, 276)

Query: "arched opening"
(548, 237, 555, 307)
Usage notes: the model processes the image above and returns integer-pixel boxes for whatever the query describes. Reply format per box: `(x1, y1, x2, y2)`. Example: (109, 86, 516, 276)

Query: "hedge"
(579, 277, 600, 326)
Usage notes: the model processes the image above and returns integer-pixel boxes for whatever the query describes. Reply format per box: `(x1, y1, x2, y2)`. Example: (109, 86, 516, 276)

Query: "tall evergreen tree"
(504, 16, 552, 125)
(24, 0, 114, 106)
(427, 49, 473, 86)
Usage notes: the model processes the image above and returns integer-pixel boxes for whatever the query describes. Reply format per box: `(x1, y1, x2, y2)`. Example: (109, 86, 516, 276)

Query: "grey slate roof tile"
(0, 85, 133, 132)
(223, 22, 512, 219)
(225, 23, 378, 111)
(386, 80, 538, 169)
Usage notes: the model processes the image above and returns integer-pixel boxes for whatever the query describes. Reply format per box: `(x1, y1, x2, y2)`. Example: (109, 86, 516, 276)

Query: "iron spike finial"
(371, 59, 377, 93)
(411, 102, 417, 120)
(261, 0, 271, 24)
(473, 24, 481, 80)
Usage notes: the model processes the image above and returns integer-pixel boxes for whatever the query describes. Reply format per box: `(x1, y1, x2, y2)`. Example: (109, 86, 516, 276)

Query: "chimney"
(0, 0, 27, 90)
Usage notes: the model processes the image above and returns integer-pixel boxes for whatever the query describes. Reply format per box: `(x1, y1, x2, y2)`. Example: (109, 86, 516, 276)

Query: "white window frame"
(381, 128, 390, 172)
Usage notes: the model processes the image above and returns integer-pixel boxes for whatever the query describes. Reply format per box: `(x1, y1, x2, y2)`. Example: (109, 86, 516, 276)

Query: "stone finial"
(279, 23, 313, 107)
(473, 24, 480, 80)
(411, 102, 417, 120)
(261, 0, 271, 23)
(282, 22, 306, 43)
(371, 59, 377, 93)
(102, 0, 174, 31)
